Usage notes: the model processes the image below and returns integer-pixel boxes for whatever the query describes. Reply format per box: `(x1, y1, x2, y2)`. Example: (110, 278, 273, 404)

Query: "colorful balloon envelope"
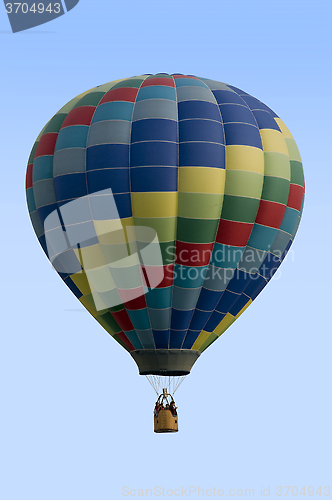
(26, 73, 304, 380)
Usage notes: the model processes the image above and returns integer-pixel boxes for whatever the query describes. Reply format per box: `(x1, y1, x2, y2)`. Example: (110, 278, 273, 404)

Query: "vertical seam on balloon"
(169, 72, 180, 350)
(128, 74, 156, 351)
(179, 78, 226, 350)
(82, 82, 123, 336)
(184, 84, 258, 349)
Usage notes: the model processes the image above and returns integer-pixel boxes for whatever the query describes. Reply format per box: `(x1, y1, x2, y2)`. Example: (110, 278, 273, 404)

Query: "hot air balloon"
(26, 73, 304, 433)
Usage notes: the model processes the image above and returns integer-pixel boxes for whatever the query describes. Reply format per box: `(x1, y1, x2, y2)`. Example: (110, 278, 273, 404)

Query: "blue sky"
(0, 1, 331, 498)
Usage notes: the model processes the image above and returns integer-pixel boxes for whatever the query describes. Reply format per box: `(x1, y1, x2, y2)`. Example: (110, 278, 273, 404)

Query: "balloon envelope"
(26, 74, 304, 375)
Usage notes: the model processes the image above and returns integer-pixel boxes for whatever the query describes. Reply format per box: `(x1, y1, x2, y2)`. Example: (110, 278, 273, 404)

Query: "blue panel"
(127, 308, 151, 330)
(174, 264, 208, 288)
(212, 90, 246, 106)
(130, 141, 178, 167)
(179, 142, 225, 168)
(223, 123, 262, 148)
(33, 156, 53, 182)
(252, 110, 280, 130)
(136, 86, 176, 101)
(130, 167, 177, 192)
(226, 269, 253, 294)
(91, 101, 134, 123)
(215, 290, 241, 313)
(38, 234, 48, 254)
(239, 95, 279, 117)
(179, 119, 224, 144)
(55, 126, 89, 151)
(145, 287, 172, 309)
(195, 287, 222, 311)
(178, 101, 221, 121)
(247, 224, 278, 251)
(204, 311, 226, 333)
(229, 295, 250, 317)
(279, 207, 300, 235)
(89, 192, 132, 220)
(171, 309, 194, 330)
(182, 330, 201, 349)
(131, 119, 177, 143)
(282, 239, 292, 260)
(244, 275, 267, 300)
(54, 173, 87, 202)
(86, 144, 129, 170)
(174, 78, 207, 87)
(188, 309, 212, 331)
(153, 330, 169, 349)
(125, 330, 144, 349)
(169, 331, 186, 349)
(87, 168, 130, 194)
(37, 202, 58, 224)
(219, 103, 257, 126)
(225, 85, 250, 96)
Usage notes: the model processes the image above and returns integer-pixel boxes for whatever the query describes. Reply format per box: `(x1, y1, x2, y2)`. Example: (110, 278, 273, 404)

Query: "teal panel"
(55, 125, 89, 151)
(247, 224, 278, 251)
(145, 287, 172, 309)
(280, 207, 301, 235)
(32, 156, 53, 182)
(127, 308, 151, 330)
(91, 101, 134, 123)
(174, 264, 208, 288)
(210, 243, 244, 268)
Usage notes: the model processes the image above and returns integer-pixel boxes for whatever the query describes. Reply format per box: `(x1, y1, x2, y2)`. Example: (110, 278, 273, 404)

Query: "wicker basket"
(154, 409, 178, 433)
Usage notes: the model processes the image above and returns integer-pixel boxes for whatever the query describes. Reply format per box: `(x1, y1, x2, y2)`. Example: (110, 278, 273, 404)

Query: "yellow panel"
(94, 217, 134, 245)
(70, 271, 92, 296)
(214, 313, 235, 336)
(178, 167, 226, 194)
(131, 192, 178, 218)
(225, 145, 264, 173)
(79, 295, 99, 317)
(235, 298, 252, 319)
(191, 330, 211, 351)
(260, 129, 288, 155)
(274, 118, 293, 139)
(74, 243, 107, 270)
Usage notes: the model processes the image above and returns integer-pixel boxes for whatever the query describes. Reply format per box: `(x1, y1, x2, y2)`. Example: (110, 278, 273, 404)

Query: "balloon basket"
(154, 409, 178, 433)
(153, 388, 178, 433)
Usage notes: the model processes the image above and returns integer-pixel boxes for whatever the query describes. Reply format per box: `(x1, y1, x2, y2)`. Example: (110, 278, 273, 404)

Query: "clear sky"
(0, 1, 331, 499)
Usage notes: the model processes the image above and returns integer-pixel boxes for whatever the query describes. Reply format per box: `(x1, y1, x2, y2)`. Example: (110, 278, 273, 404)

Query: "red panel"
(216, 219, 254, 247)
(117, 331, 135, 351)
(176, 241, 214, 267)
(173, 74, 198, 79)
(287, 184, 304, 211)
(255, 200, 287, 229)
(26, 164, 33, 189)
(154, 264, 174, 288)
(119, 288, 147, 310)
(34, 133, 58, 158)
(141, 77, 175, 87)
(99, 87, 139, 104)
(111, 309, 134, 332)
(61, 106, 96, 128)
